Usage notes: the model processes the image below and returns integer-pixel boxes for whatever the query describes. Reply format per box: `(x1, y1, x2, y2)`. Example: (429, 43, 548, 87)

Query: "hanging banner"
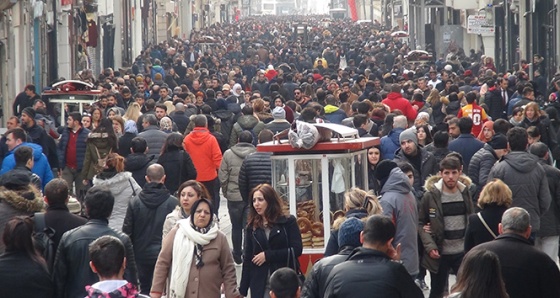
(348, 0, 357, 21)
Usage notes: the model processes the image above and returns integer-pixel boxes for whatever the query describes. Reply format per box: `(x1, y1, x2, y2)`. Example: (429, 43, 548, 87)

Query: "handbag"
(283, 226, 306, 284)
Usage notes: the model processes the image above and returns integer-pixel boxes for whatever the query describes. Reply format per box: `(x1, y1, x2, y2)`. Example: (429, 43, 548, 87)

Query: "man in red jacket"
(183, 115, 223, 214)
(382, 84, 418, 122)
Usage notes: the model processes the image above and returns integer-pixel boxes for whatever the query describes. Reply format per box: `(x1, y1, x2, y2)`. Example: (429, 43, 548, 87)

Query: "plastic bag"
(288, 121, 320, 149)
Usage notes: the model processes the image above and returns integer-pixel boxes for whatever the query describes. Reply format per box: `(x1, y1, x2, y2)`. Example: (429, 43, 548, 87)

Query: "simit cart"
(256, 126, 380, 274)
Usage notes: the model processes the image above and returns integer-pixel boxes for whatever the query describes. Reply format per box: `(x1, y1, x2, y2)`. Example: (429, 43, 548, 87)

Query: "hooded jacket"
(380, 128, 404, 160)
(183, 127, 222, 181)
(122, 182, 177, 261)
(323, 247, 423, 298)
(488, 151, 551, 232)
(124, 153, 156, 188)
(0, 142, 53, 189)
(323, 105, 347, 124)
(0, 183, 43, 253)
(418, 175, 474, 273)
(382, 92, 418, 121)
(92, 171, 142, 231)
(379, 167, 419, 275)
(219, 143, 257, 202)
(230, 115, 265, 147)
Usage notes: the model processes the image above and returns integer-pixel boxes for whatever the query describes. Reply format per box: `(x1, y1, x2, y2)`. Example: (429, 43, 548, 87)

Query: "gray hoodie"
(379, 167, 419, 276)
(219, 143, 257, 202)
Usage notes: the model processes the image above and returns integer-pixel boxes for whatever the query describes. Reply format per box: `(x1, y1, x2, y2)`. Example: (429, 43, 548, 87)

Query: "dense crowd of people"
(1, 15, 560, 298)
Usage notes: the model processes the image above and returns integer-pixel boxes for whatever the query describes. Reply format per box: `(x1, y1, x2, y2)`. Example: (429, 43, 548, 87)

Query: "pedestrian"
(156, 133, 197, 195)
(151, 199, 240, 298)
(239, 184, 302, 298)
(122, 164, 178, 295)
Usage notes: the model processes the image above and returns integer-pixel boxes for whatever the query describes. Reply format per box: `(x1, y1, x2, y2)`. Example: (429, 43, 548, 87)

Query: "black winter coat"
(122, 182, 177, 261)
(43, 204, 88, 252)
(301, 246, 353, 298)
(324, 209, 369, 257)
(468, 143, 499, 200)
(156, 149, 197, 195)
(323, 247, 423, 298)
(472, 233, 560, 298)
(53, 219, 138, 298)
(125, 153, 156, 188)
(537, 159, 560, 237)
(239, 215, 302, 298)
(0, 251, 54, 298)
(464, 204, 507, 252)
(238, 152, 272, 203)
(117, 132, 136, 158)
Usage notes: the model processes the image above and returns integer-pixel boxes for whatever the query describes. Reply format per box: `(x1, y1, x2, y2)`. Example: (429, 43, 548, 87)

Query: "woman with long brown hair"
(239, 184, 302, 298)
(91, 153, 141, 230)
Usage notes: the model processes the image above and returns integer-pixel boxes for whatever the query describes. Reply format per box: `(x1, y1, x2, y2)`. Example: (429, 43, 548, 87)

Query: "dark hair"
(357, 101, 371, 114)
(433, 131, 449, 148)
(353, 114, 369, 128)
(14, 146, 33, 166)
(89, 236, 125, 278)
(177, 180, 211, 202)
(507, 127, 528, 151)
(130, 137, 148, 153)
(248, 184, 284, 228)
(5, 127, 27, 142)
(44, 178, 69, 205)
(362, 215, 395, 245)
(397, 161, 414, 175)
(417, 124, 433, 145)
(493, 119, 511, 135)
(526, 126, 540, 138)
(300, 107, 317, 123)
(270, 267, 300, 298)
(3, 216, 46, 267)
(145, 99, 156, 110)
(242, 105, 254, 116)
(439, 155, 462, 171)
(258, 129, 274, 143)
(68, 112, 82, 123)
(92, 118, 118, 150)
(155, 103, 167, 112)
(193, 115, 207, 127)
(529, 142, 548, 159)
(450, 250, 508, 298)
(458, 117, 473, 134)
(25, 84, 36, 93)
(190, 198, 214, 228)
(465, 91, 477, 104)
(161, 132, 184, 154)
(84, 186, 115, 220)
(238, 131, 253, 144)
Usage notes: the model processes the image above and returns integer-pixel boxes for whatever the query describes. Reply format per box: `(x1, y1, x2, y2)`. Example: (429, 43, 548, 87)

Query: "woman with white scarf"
(150, 199, 240, 298)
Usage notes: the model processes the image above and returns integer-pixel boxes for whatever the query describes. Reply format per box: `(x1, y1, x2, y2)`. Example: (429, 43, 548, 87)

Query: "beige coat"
(151, 226, 240, 298)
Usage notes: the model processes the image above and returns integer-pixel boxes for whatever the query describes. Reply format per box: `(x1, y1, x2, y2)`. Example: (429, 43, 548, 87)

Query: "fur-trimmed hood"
(0, 185, 44, 213)
(423, 174, 472, 194)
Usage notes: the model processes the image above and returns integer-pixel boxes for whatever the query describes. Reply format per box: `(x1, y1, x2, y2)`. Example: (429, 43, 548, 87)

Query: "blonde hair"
(123, 102, 142, 122)
(426, 89, 441, 106)
(344, 187, 382, 215)
(478, 179, 512, 209)
(164, 101, 175, 114)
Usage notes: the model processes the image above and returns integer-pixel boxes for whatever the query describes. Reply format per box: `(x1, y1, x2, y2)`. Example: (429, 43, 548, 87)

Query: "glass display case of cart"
(271, 150, 369, 253)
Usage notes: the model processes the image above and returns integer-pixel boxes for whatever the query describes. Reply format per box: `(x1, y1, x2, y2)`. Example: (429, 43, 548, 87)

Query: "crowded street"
(0, 0, 560, 297)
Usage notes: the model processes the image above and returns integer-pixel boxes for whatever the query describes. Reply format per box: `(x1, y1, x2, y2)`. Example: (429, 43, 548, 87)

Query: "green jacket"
(81, 133, 116, 180)
(418, 175, 474, 273)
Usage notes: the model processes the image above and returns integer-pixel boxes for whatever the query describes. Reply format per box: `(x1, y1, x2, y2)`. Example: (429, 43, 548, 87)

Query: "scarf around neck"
(169, 217, 219, 298)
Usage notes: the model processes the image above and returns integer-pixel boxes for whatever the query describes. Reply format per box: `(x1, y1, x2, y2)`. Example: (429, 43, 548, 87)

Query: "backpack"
(33, 213, 56, 273)
(242, 125, 258, 146)
(94, 147, 112, 174)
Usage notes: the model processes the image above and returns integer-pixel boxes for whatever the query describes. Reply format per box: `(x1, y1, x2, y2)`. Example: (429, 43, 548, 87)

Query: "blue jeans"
(228, 200, 248, 258)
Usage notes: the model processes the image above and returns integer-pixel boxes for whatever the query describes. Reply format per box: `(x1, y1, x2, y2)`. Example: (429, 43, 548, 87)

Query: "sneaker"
(415, 279, 429, 290)
(233, 254, 243, 265)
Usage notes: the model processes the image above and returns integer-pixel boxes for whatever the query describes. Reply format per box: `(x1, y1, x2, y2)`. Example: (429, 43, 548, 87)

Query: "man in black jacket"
(323, 215, 423, 298)
(40, 179, 87, 251)
(238, 129, 274, 203)
(124, 137, 155, 188)
(302, 217, 364, 298)
(123, 164, 177, 295)
(53, 186, 139, 298)
(472, 207, 560, 298)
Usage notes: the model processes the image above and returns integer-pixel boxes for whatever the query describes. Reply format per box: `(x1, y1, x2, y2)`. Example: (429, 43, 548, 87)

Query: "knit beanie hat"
(374, 160, 398, 188)
(399, 128, 418, 147)
(272, 106, 286, 120)
(22, 107, 36, 119)
(489, 133, 508, 150)
(337, 217, 364, 249)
